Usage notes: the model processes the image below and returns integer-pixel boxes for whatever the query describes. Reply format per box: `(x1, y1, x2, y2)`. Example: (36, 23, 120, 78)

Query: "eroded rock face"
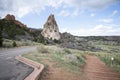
(14, 20, 27, 28)
(5, 14, 15, 21)
(4, 14, 27, 28)
(41, 14, 60, 40)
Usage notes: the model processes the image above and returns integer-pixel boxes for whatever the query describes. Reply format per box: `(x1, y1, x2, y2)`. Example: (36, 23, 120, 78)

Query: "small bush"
(34, 35, 48, 45)
(37, 45, 49, 53)
(12, 41, 17, 47)
(53, 39, 61, 44)
(63, 48, 71, 54)
(65, 54, 78, 62)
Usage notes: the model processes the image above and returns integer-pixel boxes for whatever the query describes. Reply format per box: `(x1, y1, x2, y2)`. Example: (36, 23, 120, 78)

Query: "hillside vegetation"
(86, 51, 120, 73)
(60, 32, 120, 53)
(0, 19, 48, 46)
(23, 45, 86, 73)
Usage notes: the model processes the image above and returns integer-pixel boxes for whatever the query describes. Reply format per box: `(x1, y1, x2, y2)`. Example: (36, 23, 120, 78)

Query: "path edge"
(16, 55, 44, 80)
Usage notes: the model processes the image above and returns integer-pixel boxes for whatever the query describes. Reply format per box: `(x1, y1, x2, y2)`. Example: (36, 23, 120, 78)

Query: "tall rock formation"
(4, 14, 27, 28)
(41, 14, 60, 40)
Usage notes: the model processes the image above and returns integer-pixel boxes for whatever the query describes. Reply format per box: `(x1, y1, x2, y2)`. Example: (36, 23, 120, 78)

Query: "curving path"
(0, 46, 37, 80)
(83, 55, 120, 80)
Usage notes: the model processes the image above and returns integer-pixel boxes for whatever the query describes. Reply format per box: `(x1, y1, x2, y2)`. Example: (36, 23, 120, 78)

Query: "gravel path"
(0, 46, 37, 80)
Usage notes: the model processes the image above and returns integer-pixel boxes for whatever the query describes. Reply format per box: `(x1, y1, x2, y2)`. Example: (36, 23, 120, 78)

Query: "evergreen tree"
(0, 19, 3, 47)
(12, 41, 17, 47)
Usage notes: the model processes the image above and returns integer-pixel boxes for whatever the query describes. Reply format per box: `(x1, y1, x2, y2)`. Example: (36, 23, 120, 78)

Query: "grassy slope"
(86, 51, 120, 73)
(23, 44, 120, 74)
(3, 39, 39, 48)
(95, 52, 120, 73)
(23, 45, 86, 74)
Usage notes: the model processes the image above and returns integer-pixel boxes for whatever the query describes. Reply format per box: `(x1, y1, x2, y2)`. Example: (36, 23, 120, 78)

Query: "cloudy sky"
(0, 0, 120, 36)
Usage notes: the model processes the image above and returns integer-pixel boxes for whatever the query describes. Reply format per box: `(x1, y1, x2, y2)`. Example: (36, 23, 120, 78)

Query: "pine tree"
(0, 19, 3, 47)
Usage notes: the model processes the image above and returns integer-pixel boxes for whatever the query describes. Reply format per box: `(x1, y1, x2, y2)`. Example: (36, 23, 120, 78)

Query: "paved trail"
(83, 55, 120, 80)
(0, 46, 37, 80)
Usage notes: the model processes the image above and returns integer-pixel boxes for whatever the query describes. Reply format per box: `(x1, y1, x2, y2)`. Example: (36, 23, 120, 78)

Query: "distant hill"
(0, 14, 46, 43)
(60, 32, 120, 53)
(1, 19, 41, 40)
(0, 14, 49, 45)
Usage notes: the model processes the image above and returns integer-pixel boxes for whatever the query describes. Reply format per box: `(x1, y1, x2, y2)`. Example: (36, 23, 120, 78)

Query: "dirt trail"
(41, 55, 120, 80)
(41, 58, 85, 80)
(83, 55, 120, 80)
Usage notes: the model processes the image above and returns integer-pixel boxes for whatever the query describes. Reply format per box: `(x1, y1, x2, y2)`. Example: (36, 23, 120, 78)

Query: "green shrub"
(63, 48, 71, 54)
(12, 41, 17, 47)
(34, 35, 48, 45)
(53, 39, 61, 43)
(37, 45, 49, 53)
(0, 35, 2, 47)
(2, 20, 25, 39)
(0, 20, 3, 47)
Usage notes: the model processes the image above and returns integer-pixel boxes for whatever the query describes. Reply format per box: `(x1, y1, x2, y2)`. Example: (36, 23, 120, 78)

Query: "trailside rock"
(41, 14, 60, 40)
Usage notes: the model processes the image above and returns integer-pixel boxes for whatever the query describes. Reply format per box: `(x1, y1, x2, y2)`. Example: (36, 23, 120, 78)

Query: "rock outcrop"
(14, 20, 27, 28)
(41, 14, 60, 40)
(4, 14, 27, 28)
(5, 14, 15, 21)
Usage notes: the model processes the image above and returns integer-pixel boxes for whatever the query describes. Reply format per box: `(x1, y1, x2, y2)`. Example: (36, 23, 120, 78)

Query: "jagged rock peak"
(41, 14, 60, 40)
(47, 14, 57, 26)
(4, 14, 15, 21)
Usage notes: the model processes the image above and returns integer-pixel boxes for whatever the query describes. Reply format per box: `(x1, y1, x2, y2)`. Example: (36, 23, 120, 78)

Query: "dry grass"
(37, 45, 49, 53)
(23, 45, 86, 74)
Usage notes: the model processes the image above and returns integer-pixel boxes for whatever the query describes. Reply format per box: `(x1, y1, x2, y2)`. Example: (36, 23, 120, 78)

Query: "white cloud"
(48, 0, 63, 8)
(0, 0, 50, 18)
(0, 0, 119, 18)
(90, 13, 95, 17)
(58, 10, 70, 17)
(111, 10, 118, 16)
(58, 9, 80, 17)
(0, 0, 64, 18)
(71, 9, 81, 16)
(65, 24, 120, 36)
(99, 18, 113, 23)
(72, 9, 78, 16)
(63, 0, 119, 9)
(60, 28, 68, 32)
